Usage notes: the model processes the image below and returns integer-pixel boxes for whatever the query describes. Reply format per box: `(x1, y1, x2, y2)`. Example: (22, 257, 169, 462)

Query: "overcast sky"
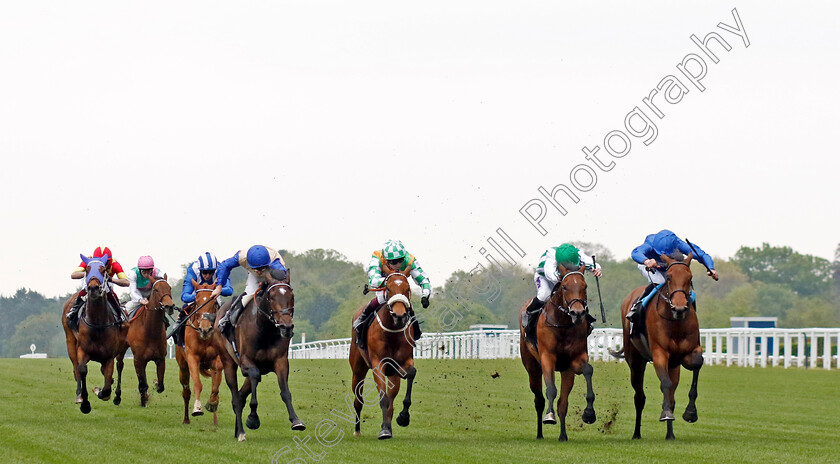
(1, 1, 837, 298)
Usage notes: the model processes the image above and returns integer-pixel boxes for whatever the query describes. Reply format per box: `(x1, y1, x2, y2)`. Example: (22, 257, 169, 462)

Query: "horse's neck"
(85, 295, 112, 323)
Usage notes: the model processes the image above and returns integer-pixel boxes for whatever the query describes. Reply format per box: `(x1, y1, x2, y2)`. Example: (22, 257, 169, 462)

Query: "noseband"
(658, 262, 692, 311)
(186, 288, 219, 332)
(376, 273, 413, 332)
(148, 279, 174, 312)
(552, 271, 589, 314)
(258, 282, 294, 329)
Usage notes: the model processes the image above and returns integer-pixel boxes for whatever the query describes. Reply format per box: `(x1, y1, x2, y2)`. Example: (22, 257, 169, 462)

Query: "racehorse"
(349, 271, 418, 440)
(519, 263, 596, 441)
(175, 280, 224, 425)
(615, 253, 703, 440)
(216, 270, 306, 441)
(61, 253, 128, 414)
(126, 276, 176, 406)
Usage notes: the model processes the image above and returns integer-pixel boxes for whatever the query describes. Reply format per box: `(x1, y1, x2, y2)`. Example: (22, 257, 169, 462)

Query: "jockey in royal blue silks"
(626, 229, 719, 327)
(167, 252, 234, 344)
(212, 245, 287, 340)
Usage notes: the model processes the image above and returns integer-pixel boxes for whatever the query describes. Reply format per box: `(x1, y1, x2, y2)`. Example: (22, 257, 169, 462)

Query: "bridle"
(147, 279, 175, 312)
(657, 261, 693, 312)
(185, 288, 219, 332)
(257, 282, 295, 329)
(374, 272, 414, 333)
(544, 271, 589, 328)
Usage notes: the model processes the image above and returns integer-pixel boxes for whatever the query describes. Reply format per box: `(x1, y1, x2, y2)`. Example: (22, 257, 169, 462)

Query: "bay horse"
(349, 271, 417, 440)
(616, 253, 703, 440)
(61, 253, 128, 414)
(216, 270, 306, 441)
(175, 280, 224, 425)
(126, 276, 176, 406)
(519, 263, 596, 441)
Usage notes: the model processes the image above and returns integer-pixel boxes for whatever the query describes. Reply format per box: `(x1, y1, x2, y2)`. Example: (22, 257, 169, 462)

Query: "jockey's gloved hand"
(421, 296, 430, 309)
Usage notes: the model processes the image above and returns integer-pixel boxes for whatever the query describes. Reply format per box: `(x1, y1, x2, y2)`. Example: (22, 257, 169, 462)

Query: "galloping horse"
(216, 271, 306, 441)
(175, 280, 225, 425)
(61, 253, 128, 413)
(126, 276, 176, 406)
(349, 271, 417, 440)
(519, 263, 596, 441)
(616, 253, 703, 440)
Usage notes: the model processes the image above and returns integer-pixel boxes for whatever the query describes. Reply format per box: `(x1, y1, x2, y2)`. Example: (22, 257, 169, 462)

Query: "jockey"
(626, 229, 718, 324)
(213, 245, 287, 339)
(521, 243, 602, 331)
(125, 256, 167, 316)
(167, 252, 234, 344)
(67, 246, 130, 330)
(353, 240, 431, 344)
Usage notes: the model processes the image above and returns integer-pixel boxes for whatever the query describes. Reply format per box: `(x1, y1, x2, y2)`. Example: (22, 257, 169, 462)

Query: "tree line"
(1, 243, 838, 357)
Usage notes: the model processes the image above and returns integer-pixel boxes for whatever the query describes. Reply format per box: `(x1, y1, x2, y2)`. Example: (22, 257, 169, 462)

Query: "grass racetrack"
(0, 357, 837, 463)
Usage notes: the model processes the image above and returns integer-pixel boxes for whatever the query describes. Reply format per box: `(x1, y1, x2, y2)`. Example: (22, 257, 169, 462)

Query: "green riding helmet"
(382, 240, 408, 261)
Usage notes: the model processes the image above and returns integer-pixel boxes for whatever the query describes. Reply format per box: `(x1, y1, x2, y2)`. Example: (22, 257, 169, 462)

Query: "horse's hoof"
(683, 408, 698, 423)
(558, 434, 568, 442)
(659, 410, 675, 422)
(246, 415, 261, 430)
(542, 412, 557, 425)
(157, 386, 165, 394)
(75, 395, 83, 404)
(666, 434, 676, 441)
(81, 401, 91, 414)
(291, 420, 306, 431)
(396, 412, 410, 427)
(192, 409, 204, 417)
(183, 418, 190, 425)
(205, 402, 218, 413)
(353, 431, 361, 437)
(113, 396, 121, 406)
(378, 430, 392, 440)
(237, 434, 246, 442)
(582, 409, 596, 424)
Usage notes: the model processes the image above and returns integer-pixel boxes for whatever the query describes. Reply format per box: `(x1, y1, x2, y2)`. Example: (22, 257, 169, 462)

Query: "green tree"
(733, 244, 832, 297)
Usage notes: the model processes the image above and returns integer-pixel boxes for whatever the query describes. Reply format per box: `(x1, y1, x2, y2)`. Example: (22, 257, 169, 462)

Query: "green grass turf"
(0, 357, 837, 463)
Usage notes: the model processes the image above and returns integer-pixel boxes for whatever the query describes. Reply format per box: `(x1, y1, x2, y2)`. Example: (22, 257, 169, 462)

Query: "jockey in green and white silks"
(125, 255, 167, 316)
(354, 240, 431, 348)
(522, 243, 602, 330)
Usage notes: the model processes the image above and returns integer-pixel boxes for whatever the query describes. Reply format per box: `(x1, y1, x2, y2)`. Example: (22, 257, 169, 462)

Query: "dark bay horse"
(61, 253, 128, 414)
(175, 280, 224, 425)
(216, 271, 306, 441)
(126, 277, 176, 406)
(519, 264, 596, 441)
(349, 271, 417, 440)
(616, 253, 703, 440)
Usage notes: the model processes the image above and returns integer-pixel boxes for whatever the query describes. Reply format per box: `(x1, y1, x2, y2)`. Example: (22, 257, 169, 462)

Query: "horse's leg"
(539, 353, 559, 425)
(651, 350, 676, 441)
(241, 363, 261, 430)
(350, 351, 370, 437)
(134, 357, 149, 407)
(663, 364, 681, 440)
(275, 355, 306, 430)
(221, 357, 245, 441)
(682, 348, 703, 423)
(378, 374, 400, 440)
(176, 347, 191, 424)
(580, 361, 596, 425)
(395, 363, 416, 428)
(521, 345, 545, 439)
(114, 353, 124, 406)
(207, 356, 223, 414)
(628, 356, 647, 439)
(65, 330, 82, 404)
(77, 351, 91, 414)
(155, 355, 166, 394)
(187, 352, 204, 417)
(556, 370, 575, 441)
(96, 358, 115, 401)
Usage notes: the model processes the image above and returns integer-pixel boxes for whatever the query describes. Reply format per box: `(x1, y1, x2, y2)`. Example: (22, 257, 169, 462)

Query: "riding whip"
(685, 238, 717, 280)
(592, 255, 606, 323)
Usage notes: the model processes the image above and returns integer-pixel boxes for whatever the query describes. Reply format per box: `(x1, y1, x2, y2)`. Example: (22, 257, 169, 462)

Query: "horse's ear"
(101, 253, 110, 264)
(660, 253, 674, 265)
(191, 278, 198, 287)
(685, 252, 693, 265)
(80, 253, 90, 265)
(163, 273, 168, 280)
(283, 268, 291, 284)
(578, 263, 586, 274)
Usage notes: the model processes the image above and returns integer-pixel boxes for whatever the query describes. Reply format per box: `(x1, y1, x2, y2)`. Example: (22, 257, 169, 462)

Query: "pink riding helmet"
(137, 255, 155, 269)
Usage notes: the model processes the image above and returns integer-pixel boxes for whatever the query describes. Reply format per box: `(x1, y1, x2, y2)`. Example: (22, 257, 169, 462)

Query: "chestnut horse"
(175, 280, 225, 425)
(616, 253, 703, 440)
(349, 271, 417, 440)
(216, 271, 306, 441)
(126, 277, 176, 406)
(61, 253, 128, 413)
(519, 263, 596, 441)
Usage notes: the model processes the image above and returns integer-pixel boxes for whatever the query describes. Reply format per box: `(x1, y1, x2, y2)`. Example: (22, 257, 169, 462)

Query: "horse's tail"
(608, 348, 625, 359)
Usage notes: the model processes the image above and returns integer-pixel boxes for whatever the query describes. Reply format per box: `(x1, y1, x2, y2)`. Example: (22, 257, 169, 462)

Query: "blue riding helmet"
(652, 229, 679, 255)
(246, 245, 271, 268)
(198, 252, 218, 271)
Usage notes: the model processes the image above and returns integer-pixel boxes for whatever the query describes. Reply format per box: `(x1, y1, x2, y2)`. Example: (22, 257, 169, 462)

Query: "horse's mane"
(664, 251, 685, 261)
(559, 261, 581, 272)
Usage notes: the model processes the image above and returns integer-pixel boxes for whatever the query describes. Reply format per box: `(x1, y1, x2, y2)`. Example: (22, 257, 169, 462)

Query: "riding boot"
(219, 294, 244, 342)
(67, 294, 84, 330)
(353, 298, 380, 350)
(165, 307, 187, 340)
(521, 297, 545, 329)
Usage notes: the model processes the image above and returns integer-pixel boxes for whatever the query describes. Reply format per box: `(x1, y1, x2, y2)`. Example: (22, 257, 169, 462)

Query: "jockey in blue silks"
(167, 252, 234, 344)
(213, 245, 287, 340)
(627, 229, 719, 324)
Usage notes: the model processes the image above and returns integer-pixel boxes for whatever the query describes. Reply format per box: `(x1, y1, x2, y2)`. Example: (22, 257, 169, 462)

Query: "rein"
(257, 282, 294, 328)
(656, 261, 693, 314)
(185, 289, 220, 332)
(544, 271, 589, 328)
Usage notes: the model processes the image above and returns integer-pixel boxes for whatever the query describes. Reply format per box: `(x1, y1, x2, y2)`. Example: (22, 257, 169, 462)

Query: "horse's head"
(259, 272, 295, 339)
(660, 252, 694, 319)
(191, 279, 219, 340)
(550, 263, 589, 326)
(382, 271, 412, 328)
(80, 253, 110, 299)
(149, 277, 176, 315)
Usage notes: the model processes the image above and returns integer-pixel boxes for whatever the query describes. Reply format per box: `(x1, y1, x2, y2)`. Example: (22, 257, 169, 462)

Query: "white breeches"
(534, 275, 553, 303)
(638, 264, 666, 284)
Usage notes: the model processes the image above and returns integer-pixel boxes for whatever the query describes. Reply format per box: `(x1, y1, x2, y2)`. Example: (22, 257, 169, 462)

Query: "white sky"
(1, 1, 838, 298)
